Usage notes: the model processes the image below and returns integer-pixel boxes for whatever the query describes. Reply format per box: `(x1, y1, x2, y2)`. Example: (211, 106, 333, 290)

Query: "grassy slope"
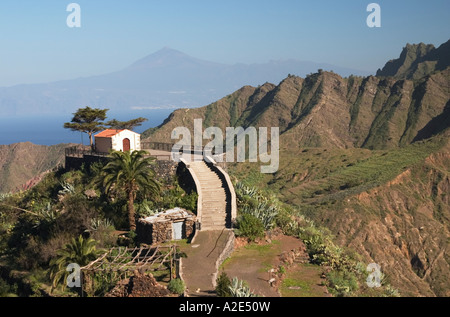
(230, 135, 446, 206)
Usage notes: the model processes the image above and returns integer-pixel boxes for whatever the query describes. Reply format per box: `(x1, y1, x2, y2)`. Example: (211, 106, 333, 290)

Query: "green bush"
(160, 185, 198, 212)
(168, 278, 185, 295)
(234, 214, 265, 241)
(215, 272, 232, 297)
(0, 277, 18, 297)
(326, 269, 359, 297)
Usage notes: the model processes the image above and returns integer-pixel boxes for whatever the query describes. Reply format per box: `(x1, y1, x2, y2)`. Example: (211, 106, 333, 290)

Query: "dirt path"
(180, 230, 233, 297)
(221, 234, 329, 297)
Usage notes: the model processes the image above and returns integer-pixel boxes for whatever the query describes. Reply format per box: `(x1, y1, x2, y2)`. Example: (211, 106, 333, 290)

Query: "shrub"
(0, 277, 18, 297)
(234, 214, 265, 241)
(326, 269, 359, 297)
(383, 285, 400, 297)
(86, 218, 117, 249)
(215, 272, 232, 297)
(180, 191, 198, 212)
(275, 209, 294, 233)
(159, 185, 198, 212)
(168, 278, 185, 295)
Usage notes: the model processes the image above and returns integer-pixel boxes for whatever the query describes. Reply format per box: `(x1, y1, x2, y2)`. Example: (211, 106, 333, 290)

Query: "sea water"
(0, 109, 175, 146)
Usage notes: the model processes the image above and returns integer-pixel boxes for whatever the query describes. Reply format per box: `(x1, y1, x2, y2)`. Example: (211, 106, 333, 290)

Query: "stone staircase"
(189, 161, 229, 230)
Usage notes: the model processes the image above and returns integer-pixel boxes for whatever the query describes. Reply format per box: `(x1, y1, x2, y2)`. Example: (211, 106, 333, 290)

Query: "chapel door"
(123, 138, 131, 152)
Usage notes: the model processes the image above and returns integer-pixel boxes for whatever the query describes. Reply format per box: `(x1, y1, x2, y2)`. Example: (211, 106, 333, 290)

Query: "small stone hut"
(136, 208, 196, 245)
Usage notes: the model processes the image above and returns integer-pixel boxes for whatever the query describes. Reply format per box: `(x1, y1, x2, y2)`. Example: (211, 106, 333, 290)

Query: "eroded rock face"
(105, 270, 171, 297)
(316, 146, 450, 296)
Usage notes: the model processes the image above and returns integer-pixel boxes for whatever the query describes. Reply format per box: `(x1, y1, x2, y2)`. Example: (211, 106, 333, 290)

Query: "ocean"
(0, 109, 175, 146)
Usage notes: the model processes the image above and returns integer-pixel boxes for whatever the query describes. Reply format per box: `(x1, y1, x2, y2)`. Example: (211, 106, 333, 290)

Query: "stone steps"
(190, 161, 229, 231)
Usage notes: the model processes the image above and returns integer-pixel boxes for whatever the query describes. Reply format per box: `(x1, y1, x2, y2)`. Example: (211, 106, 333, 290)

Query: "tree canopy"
(64, 107, 109, 149)
(105, 117, 148, 130)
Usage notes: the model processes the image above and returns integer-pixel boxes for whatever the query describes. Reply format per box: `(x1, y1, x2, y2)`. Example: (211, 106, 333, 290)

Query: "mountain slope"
(144, 68, 449, 150)
(376, 39, 450, 80)
(0, 142, 70, 193)
(0, 48, 370, 116)
(228, 132, 449, 296)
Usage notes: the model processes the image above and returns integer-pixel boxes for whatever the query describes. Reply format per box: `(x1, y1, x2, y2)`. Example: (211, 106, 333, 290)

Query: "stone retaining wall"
(212, 230, 236, 288)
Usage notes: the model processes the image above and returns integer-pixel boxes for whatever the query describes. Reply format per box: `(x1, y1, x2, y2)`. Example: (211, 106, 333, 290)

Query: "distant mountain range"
(0, 48, 370, 116)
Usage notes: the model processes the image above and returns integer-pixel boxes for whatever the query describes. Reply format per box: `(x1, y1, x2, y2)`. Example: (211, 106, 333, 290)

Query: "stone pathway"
(178, 159, 235, 296)
(180, 230, 233, 297)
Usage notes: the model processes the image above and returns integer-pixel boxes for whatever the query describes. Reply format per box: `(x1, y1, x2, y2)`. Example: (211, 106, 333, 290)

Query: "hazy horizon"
(0, 46, 375, 88)
(0, 0, 449, 87)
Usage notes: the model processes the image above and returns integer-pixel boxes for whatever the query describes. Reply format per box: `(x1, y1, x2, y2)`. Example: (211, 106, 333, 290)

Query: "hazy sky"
(0, 0, 448, 87)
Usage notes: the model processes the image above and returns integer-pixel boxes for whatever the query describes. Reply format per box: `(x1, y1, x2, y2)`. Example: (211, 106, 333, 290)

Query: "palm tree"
(49, 235, 98, 292)
(99, 150, 160, 231)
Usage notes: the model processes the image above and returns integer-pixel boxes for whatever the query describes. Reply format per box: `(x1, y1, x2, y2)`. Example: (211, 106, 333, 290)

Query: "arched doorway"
(123, 138, 131, 152)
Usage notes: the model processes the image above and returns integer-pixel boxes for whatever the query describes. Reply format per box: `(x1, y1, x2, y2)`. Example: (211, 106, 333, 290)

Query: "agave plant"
(235, 182, 260, 200)
(240, 201, 279, 230)
(228, 277, 258, 297)
(86, 218, 114, 233)
(58, 181, 76, 196)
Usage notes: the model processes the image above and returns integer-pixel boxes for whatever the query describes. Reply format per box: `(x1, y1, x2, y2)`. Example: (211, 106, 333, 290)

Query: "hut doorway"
(172, 221, 184, 240)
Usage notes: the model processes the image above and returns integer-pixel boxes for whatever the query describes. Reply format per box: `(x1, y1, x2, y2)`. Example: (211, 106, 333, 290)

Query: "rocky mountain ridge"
(376, 40, 450, 79)
(144, 67, 449, 151)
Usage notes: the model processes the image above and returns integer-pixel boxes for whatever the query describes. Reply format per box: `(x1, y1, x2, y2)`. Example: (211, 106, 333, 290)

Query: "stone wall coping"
(139, 207, 196, 224)
(180, 158, 203, 238)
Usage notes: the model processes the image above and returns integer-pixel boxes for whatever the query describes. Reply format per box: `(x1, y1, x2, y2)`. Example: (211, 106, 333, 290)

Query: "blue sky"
(0, 0, 448, 86)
